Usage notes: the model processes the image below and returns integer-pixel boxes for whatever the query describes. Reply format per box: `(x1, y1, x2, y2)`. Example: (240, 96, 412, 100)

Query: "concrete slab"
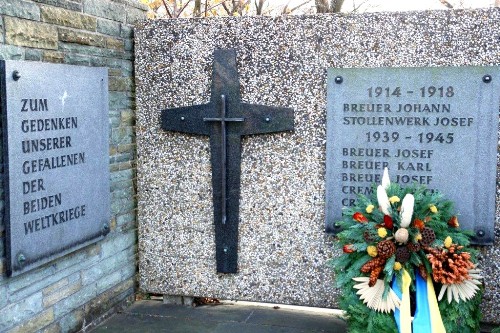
(246, 307, 344, 331)
(91, 300, 348, 333)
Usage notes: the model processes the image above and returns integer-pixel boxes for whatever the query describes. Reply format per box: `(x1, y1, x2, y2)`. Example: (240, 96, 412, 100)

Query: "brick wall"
(0, 0, 146, 332)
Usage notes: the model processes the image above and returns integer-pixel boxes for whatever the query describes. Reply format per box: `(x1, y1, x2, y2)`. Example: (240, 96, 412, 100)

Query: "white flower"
(438, 268, 482, 303)
(377, 185, 391, 215)
(353, 277, 401, 313)
(382, 167, 391, 189)
(400, 194, 414, 228)
(395, 228, 409, 244)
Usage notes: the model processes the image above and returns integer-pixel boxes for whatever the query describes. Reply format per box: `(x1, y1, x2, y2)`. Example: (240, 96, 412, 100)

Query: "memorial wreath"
(331, 168, 483, 333)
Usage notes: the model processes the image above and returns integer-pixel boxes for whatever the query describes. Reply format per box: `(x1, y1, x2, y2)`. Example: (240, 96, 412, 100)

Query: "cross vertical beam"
(161, 49, 294, 273)
(203, 94, 244, 226)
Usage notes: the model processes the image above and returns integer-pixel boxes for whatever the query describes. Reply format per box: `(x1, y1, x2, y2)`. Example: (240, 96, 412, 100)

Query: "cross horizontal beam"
(161, 49, 294, 273)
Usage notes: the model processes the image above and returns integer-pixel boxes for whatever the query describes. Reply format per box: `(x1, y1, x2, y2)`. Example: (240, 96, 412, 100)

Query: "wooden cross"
(161, 49, 294, 273)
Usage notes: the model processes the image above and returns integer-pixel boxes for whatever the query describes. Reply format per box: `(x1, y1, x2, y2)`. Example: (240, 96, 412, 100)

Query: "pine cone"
(396, 247, 411, 263)
(377, 240, 396, 259)
(407, 242, 421, 252)
(369, 265, 383, 287)
(360, 257, 386, 273)
(420, 227, 436, 246)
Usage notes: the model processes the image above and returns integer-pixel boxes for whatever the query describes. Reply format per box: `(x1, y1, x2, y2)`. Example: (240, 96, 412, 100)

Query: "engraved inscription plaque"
(1, 61, 110, 276)
(325, 67, 500, 244)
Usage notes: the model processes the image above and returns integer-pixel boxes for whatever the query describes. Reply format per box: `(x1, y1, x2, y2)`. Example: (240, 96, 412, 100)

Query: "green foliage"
(338, 276, 399, 333)
(438, 286, 483, 333)
(331, 182, 483, 333)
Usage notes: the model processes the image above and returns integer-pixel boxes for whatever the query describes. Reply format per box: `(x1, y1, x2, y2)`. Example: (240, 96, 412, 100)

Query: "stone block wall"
(0, 0, 146, 332)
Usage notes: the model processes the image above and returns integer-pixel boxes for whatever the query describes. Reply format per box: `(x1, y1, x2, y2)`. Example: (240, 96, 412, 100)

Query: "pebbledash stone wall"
(135, 9, 500, 323)
(0, 0, 146, 332)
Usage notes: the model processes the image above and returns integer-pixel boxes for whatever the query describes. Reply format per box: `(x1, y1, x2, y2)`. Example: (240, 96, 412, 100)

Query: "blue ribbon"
(392, 276, 404, 332)
(413, 273, 432, 332)
(393, 272, 435, 333)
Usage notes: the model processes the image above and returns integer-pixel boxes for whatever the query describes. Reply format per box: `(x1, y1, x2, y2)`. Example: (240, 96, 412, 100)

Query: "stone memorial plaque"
(1, 61, 110, 276)
(325, 66, 500, 245)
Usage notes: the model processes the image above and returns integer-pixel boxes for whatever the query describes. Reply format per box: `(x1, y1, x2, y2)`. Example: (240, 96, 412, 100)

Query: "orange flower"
(413, 219, 425, 230)
(353, 212, 368, 223)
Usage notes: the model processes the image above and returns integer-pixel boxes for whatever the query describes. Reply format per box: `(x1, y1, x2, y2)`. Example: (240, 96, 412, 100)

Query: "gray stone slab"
(0, 16, 4, 44)
(124, 302, 253, 322)
(93, 301, 347, 333)
(93, 313, 220, 332)
(33, 0, 83, 11)
(83, 0, 125, 23)
(246, 307, 346, 331)
(1, 61, 110, 276)
(212, 322, 321, 333)
(24, 49, 42, 61)
(325, 66, 500, 244)
(0, 45, 24, 61)
(0, 0, 41, 21)
(97, 18, 121, 37)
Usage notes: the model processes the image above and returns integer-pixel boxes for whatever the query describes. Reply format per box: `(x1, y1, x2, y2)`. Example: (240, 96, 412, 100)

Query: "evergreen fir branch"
(383, 256, 396, 285)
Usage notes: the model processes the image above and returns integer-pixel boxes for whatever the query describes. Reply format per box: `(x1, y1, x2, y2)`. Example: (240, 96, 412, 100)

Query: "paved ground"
(91, 300, 348, 333)
(90, 299, 499, 333)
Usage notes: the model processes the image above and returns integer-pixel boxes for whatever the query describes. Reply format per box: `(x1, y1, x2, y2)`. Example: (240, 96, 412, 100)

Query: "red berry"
(343, 244, 355, 253)
(384, 215, 393, 229)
